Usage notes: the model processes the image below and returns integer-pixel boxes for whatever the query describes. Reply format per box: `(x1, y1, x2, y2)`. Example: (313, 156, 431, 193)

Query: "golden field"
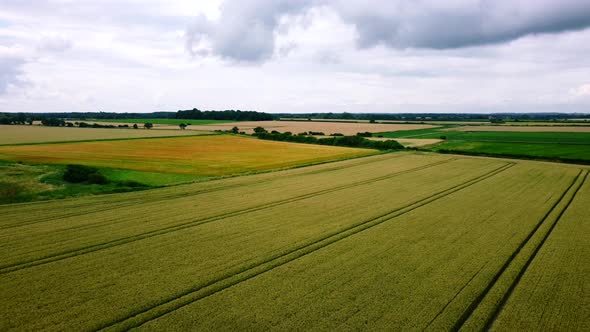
(0, 135, 376, 176)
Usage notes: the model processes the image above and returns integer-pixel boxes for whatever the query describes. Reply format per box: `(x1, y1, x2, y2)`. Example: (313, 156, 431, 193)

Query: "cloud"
(0, 46, 29, 94)
(333, 0, 590, 49)
(37, 35, 72, 53)
(573, 84, 590, 97)
(186, 0, 590, 63)
(185, 0, 313, 62)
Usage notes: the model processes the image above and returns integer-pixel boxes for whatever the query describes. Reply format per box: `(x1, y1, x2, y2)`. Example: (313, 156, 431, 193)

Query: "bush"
(63, 165, 109, 184)
(87, 173, 109, 185)
(253, 126, 267, 134)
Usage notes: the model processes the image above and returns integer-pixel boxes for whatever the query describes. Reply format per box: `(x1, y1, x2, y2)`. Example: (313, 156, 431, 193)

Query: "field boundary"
(483, 170, 589, 329)
(94, 162, 514, 332)
(0, 157, 458, 274)
(449, 169, 587, 331)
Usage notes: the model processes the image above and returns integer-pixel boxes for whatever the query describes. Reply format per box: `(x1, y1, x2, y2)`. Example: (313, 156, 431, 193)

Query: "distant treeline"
(2, 111, 590, 125)
(0, 108, 273, 123)
(176, 109, 273, 121)
(276, 112, 590, 122)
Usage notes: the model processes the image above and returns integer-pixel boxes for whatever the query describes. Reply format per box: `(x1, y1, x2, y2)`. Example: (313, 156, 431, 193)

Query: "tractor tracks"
(93, 163, 514, 332)
(0, 158, 456, 274)
(0, 153, 401, 230)
(446, 169, 588, 331)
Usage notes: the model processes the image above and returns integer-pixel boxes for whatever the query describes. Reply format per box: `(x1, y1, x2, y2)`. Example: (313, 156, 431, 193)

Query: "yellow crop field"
(0, 125, 208, 145)
(0, 135, 376, 176)
(0, 152, 588, 331)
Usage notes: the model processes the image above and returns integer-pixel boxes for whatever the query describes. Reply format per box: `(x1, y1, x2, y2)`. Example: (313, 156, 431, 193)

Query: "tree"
(253, 126, 267, 134)
(133, 123, 138, 129)
(144, 122, 153, 129)
(231, 126, 239, 134)
(179, 123, 187, 130)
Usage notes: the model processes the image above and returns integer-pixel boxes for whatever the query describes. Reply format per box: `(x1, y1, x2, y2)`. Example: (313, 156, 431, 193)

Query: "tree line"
(250, 127, 403, 151)
(176, 109, 273, 121)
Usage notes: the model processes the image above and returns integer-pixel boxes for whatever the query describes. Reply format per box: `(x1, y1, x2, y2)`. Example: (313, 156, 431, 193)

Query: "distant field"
(186, 120, 436, 135)
(280, 118, 492, 125)
(378, 126, 590, 163)
(0, 125, 207, 145)
(452, 125, 590, 132)
(1, 153, 587, 330)
(432, 141, 590, 163)
(94, 118, 233, 125)
(503, 121, 590, 126)
(0, 135, 376, 176)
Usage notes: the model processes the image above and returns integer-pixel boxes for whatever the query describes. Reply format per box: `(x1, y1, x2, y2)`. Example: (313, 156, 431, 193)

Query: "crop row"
(0, 154, 506, 330)
(136, 163, 581, 331)
(0, 156, 457, 273)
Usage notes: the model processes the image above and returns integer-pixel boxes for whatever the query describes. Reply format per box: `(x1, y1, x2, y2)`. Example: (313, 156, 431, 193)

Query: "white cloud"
(573, 84, 590, 97)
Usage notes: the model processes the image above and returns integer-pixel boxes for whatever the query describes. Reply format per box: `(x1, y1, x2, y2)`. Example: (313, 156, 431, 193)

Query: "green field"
(1, 152, 587, 330)
(378, 127, 590, 163)
(95, 118, 234, 125)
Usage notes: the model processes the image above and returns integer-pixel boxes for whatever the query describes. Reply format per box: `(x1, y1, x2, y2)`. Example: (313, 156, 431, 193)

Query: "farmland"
(378, 126, 590, 163)
(0, 135, 375, 176)
(1, 152, 588, 331)
(183, 120, 436, 135)
(0, 125, 207, 145)
(91, 118, 233, 125)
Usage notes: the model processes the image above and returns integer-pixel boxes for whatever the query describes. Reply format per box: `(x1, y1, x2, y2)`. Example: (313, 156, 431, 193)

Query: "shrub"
(63, 165, 109, 184)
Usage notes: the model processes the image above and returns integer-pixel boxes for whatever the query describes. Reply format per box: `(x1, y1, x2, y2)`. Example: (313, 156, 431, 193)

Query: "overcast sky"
(1, 0, 590, 114)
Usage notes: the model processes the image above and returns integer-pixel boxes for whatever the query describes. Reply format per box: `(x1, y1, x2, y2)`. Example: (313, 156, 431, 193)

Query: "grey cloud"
(333, 0, 590, 49)
(188, 0, 590, 63)
(0, 56, 26, 94)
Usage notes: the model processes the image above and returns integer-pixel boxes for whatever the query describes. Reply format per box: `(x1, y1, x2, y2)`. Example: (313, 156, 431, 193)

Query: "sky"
(1, 0, 590, 114)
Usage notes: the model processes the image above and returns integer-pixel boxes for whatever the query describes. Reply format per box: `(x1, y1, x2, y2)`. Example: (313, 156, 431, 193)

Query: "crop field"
(184, 120, 436, 135)
(92, 118, 233, 125)
(0, 125, 208, 145)
(379, 126, 590, 163)
(0, 152, 587, 331)
(454, 125, 590, 132)
(0, 135, 375, 176)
